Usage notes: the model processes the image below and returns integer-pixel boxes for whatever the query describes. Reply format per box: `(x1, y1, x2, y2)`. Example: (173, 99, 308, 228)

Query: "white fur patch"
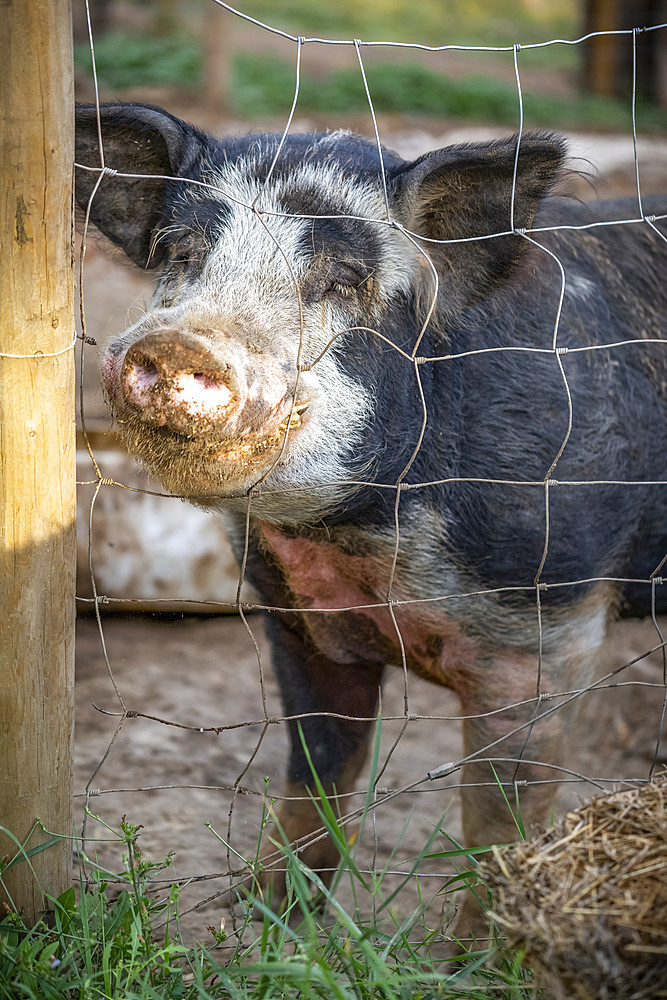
(565, 274, 596, 300)
(107, 142, 426, 522)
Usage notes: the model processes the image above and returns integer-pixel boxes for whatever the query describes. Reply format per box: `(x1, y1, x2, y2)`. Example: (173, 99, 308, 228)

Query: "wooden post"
(582, 0, 667, 104)
(203, 3, 234, 111)
(0, 0, 76, 924)
(581, 0, 620, 97)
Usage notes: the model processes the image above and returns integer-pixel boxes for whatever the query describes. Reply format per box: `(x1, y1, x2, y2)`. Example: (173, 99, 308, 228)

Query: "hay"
(481, 776, 667, 999)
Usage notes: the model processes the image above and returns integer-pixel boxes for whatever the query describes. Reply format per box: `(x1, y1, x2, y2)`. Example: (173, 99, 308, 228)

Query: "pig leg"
(453, 631, 603, 940)
(259, 614, 383, 904)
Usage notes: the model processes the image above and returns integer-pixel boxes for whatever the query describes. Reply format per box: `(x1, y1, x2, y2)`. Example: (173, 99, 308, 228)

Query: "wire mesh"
(64, 0, 667, 947)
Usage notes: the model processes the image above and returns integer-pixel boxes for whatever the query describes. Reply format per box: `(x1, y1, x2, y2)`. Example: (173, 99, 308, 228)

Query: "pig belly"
(259, 524, 479, 693)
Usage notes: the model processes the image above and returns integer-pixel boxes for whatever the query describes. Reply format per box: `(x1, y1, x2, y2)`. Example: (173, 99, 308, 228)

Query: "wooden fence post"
(0, 0, 76, 924)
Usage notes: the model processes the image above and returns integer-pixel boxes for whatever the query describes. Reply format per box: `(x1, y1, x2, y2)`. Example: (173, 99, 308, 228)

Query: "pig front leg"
(453, 631, 602, 940)
(259, 614, 383, 904)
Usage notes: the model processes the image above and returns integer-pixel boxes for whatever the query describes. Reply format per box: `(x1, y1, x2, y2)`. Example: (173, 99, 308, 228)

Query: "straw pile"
(481, 777, 667, 999)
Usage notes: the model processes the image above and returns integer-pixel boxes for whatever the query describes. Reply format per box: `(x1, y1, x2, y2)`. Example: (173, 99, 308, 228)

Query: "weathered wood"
(582, 0, 667, 104)
(203, 3, 233, 110)
(0, 0, 76, 923)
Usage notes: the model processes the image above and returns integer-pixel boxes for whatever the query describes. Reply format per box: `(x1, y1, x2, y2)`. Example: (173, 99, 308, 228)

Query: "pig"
(75, 102, 667, 934)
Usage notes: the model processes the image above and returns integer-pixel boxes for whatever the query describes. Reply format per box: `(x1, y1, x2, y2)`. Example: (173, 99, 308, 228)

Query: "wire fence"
(71, 0, 667, 946)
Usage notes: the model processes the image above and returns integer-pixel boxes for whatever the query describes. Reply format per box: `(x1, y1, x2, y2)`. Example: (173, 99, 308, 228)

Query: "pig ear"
(75, 102, 205, 268)
(391, 133, 566, 313)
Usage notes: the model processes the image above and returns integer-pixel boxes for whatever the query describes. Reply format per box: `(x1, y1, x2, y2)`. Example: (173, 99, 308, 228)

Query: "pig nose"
(120, 330, 246, 433)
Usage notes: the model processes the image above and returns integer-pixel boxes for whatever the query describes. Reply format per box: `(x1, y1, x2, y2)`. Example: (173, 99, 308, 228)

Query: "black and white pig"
(75, 102, 667, 930)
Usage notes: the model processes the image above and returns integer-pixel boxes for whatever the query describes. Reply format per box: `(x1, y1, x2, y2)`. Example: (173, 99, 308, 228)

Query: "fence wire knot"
(428, 762, 456, 780)
(101, 166, 118, 178)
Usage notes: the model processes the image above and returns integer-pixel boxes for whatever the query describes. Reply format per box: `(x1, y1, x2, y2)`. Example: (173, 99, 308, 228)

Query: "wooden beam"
(0, 0, 76, 924)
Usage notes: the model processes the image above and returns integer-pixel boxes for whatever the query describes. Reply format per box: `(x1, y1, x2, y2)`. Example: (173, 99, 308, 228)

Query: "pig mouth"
(212, 399, 310, 463)
(115, 396, 311, 470)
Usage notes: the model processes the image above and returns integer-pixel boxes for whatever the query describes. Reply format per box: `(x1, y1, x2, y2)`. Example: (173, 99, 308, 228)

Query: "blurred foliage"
(239, 0, 578, 46)
(74, 33, 665, 133)
(233, 53, 664, 131)
(76, 30, 202, 89)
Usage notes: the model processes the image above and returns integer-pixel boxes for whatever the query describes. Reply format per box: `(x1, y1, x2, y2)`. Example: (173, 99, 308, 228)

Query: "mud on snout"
(102, 322, 311, 502)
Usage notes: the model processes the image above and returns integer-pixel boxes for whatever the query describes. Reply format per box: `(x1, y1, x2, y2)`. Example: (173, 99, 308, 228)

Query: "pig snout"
(119, 330, 248, 437)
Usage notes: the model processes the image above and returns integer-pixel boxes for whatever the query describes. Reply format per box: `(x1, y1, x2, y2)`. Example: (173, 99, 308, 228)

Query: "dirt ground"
(74, 612, 667, 950)
(73, 113, 667, 950)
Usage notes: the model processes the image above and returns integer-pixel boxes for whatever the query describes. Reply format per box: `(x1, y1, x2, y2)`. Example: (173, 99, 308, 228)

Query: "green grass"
(0, 818, 532, 1000)
(1, 729, 535, 999)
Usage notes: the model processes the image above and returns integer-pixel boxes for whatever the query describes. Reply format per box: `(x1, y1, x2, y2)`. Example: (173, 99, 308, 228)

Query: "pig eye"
(317, 260, 368, 301)
(322, 272, 363, 299)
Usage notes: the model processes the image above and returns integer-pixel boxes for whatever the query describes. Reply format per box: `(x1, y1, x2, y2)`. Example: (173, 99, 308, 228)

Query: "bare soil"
(75, 611, 666, 949)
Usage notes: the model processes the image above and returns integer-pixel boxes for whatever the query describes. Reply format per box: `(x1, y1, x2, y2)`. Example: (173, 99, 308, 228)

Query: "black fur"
(75, 104, 667, 866)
